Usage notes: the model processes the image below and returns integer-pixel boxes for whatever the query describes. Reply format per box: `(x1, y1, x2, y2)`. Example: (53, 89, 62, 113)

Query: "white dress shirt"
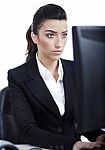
(36, 54, 65, 116)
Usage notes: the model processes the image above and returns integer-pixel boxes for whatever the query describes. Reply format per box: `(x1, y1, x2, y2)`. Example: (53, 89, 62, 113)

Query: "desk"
(12, 144, 105, 150)
(1, 140, 105, 150)
(16, 144, 50, 150)
(0, 140, 50, 150)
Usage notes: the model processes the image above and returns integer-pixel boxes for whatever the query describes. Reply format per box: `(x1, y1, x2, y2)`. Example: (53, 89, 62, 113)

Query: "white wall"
(0, 0, 105, 89)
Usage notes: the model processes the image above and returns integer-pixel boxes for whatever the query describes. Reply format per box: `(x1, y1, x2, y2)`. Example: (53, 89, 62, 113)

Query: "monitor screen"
(72, 26, 105, 134)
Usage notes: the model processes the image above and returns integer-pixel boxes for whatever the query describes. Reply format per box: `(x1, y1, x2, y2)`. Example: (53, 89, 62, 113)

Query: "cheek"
(62, 40, 67, 48)
(38, 38, 53, 49)
(64, 40, 67, 46)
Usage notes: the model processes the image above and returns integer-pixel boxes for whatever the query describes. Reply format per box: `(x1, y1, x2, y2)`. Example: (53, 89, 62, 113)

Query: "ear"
(31, 32, 38, 44)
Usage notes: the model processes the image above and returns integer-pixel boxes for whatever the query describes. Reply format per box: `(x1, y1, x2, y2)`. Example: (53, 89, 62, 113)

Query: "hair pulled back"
(26, 4, 67, 61)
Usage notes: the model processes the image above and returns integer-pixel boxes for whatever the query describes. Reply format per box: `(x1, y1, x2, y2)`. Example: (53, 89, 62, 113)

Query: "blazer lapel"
(24, 57, 61, 118)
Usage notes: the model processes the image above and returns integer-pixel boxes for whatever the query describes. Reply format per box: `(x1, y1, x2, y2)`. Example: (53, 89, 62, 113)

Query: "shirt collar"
(36, 53, 63, 81)
(58, 59, 64, 81)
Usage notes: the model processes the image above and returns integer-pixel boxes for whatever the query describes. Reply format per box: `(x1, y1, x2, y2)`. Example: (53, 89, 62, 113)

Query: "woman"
(8, 3, 103, 150)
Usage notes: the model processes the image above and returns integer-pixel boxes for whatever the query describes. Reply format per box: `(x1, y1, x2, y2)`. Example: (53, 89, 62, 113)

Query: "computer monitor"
(72, 26, 105, 134)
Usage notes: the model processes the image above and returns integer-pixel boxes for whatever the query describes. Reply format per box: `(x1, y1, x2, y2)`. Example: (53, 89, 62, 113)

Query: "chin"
(52, 55, 61, 61)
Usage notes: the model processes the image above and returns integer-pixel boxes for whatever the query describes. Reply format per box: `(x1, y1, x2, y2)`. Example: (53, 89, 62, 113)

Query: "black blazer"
(8, 57, 80, 150)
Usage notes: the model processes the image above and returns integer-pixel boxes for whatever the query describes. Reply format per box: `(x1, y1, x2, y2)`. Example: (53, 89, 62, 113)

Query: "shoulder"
(61, 58, 74, 69)
(8, 61, 27, 74)
(61, 58, 74, 63)
(8, 62, 27, 82)
(8, 57, 37, 83)
(61, 58, 75, 78)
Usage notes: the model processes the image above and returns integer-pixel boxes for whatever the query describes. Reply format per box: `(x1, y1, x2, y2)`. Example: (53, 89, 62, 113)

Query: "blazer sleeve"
(8, 70, 80, 150)
(82, 129, 105, 142)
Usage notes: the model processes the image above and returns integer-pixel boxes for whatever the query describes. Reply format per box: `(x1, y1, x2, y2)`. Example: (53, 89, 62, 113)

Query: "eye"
(46, 33, 54, 38)
(62, 33, 68, 38)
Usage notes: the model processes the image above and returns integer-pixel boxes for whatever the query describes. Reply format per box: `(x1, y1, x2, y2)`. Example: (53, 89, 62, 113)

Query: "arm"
(82, 130, 105, 142)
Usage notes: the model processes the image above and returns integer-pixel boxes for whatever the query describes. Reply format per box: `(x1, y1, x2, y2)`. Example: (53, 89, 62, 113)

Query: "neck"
(37, 55, 59, 81)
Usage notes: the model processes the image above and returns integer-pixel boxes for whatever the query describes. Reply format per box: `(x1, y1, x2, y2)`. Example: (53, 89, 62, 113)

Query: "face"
(31, 19, 68, 62)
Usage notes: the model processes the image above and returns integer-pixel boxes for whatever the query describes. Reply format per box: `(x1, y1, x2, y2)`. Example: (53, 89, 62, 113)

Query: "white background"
(0, 0, 105, 89)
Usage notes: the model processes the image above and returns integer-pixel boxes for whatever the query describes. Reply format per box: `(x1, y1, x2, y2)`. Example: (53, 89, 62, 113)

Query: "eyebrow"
(44, 30, 68, 33)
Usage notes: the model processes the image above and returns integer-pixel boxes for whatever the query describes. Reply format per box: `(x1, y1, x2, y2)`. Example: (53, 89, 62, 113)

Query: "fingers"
(73, 141, 101, 150)
(97, 134, 105, 141)
(81, 141, 101, 149)
(96, 134, 105, 146)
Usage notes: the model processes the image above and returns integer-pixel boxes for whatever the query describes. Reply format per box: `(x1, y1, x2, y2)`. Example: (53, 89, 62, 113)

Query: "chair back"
(0, 87, 19, 143)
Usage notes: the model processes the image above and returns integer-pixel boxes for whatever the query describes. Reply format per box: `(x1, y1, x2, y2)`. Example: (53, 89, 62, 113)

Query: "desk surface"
(16, 144, 49, 150)
(0, 140, 49, 150)
(16, 144, 105, 150)
(1, 140, 105, 150)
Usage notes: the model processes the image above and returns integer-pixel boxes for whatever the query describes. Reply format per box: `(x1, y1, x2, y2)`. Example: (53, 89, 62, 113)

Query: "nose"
(55, 36, 62, 48)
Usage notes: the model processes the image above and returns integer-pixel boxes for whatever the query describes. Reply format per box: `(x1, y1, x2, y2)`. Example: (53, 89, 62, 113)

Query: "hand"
(73, 141, 101, 150)
(96, 134, 105, 146)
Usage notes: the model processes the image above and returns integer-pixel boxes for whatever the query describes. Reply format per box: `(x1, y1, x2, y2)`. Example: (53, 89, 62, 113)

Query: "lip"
(52, 51, 63, 55)
(52, 50, 63, 53)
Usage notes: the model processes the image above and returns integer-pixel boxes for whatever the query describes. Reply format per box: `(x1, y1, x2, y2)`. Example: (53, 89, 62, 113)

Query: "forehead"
(39, 19, 68, 32)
